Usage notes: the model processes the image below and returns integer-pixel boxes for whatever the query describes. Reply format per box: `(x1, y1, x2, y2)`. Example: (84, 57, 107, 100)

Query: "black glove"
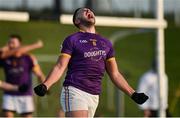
(131, 92, 149, 104)
(18, 84, 29, 93)
(34, 84, 47, 96)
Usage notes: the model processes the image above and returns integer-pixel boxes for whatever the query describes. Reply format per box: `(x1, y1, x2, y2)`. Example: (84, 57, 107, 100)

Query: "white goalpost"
(60, 0, 167, 117)
(60, 14, 166, 28)
(156, 0, 167, 117)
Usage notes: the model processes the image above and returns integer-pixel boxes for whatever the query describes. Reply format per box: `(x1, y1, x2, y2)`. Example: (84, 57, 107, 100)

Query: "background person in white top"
(137, 61, 171, 117)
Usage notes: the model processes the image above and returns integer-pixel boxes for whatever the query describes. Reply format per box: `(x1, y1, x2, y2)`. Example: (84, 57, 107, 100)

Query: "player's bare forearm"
(0, 81, 18, 91)
(36, 72, 46, 83)
(43, 65, 64, 89)
(34, 55, 70, 96)
(106, 58, 149, 104)
(38, 74, 46, 83)
(109, 71, 135, 96)
(33, 66, 46, 83)
(17, 40, 43, 56)
(43, 55, 70, 90)
(0, 40, 43, 59)
(106, 58, 135, 96)
(0, 47, 16, 59)
(0, 45, 9, 52)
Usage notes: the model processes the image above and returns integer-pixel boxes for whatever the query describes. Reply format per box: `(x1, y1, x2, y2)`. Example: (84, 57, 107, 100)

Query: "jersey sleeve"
(28, 54, 40, 72)
(60, 37, 74, 57)
(106, 41, 115, 61)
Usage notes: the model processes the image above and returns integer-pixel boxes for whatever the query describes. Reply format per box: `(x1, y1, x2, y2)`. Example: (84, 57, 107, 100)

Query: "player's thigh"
(66, 110, 88, 117)
(60, 86, 88, 112)
(2, 94, 16, 112)
(87, 95, 99, 117)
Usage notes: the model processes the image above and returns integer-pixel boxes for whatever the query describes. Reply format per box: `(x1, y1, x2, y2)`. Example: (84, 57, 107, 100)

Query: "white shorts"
(60, 86, 99, 117)
(2, 94, 34, 114)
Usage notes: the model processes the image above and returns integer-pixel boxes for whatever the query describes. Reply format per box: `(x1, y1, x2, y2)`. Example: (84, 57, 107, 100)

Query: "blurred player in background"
(34, 8, 148, 117)
(0, 34, 45, 118)
(137, 61, 171, 117)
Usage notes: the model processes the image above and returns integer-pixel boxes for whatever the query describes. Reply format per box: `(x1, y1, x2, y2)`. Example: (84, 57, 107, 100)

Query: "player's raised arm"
(106, 58, 135, 96)
(0, 40, 43, 59)
(0, 45, 9, 52)
(15, 40, 43, 56)
(34, 54, 71, 96)
(106, 58, 149, 104)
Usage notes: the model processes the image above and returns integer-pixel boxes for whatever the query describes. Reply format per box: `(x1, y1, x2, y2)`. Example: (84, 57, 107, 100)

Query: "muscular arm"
(43, 55, 70, 90)
(0, 40, 43, 59)
(106, 58, 135, 96)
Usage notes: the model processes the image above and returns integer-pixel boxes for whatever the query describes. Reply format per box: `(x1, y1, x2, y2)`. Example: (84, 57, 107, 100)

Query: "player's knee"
(20, 112, 33, 118)
(3, 110, 14, 117)
(65, 110, 88, 117)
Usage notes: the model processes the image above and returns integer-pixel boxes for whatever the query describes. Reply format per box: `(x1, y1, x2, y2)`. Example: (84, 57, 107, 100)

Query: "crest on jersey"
(100, 41, 106, 47)
(90, 39, 97, 46)
(12, 60, 17, 66)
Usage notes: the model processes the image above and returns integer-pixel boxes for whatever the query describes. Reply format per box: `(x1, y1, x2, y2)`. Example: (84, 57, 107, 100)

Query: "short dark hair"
(9, 34, 22, 43)
(73, 8, 83, 28)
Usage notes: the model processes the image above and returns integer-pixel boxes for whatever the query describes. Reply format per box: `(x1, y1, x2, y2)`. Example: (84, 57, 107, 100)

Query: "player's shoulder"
(24, 53, 39, 66)
(23, 53, 37, 61)
(96, 34, 112, 46)
(64, 32, 82, 42)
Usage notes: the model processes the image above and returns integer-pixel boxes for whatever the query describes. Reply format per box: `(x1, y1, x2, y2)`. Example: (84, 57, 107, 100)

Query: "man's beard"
(80, 18, 95, 27)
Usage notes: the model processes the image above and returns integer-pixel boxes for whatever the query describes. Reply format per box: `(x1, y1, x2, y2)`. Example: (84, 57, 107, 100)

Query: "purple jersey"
(61, 32, 115, 95)
(0, 54, 35, 96)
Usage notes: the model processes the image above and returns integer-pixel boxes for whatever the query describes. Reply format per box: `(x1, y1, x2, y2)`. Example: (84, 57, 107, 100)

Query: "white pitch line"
(36, 54, 58, 62)
(110, 29, 150, 44)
